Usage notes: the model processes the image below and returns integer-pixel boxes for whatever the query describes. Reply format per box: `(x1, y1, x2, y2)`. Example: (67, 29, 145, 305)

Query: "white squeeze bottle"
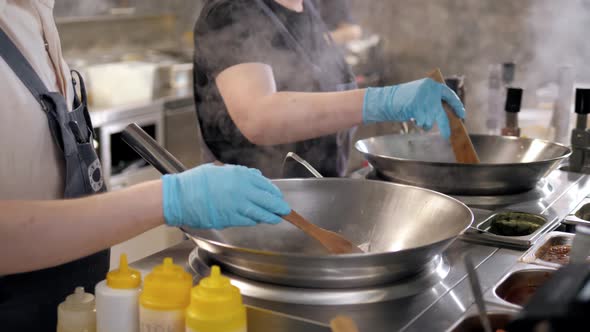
(57, 287, 96, 332)
(139, 257, 193, 332)
(95, 253, 142, 332)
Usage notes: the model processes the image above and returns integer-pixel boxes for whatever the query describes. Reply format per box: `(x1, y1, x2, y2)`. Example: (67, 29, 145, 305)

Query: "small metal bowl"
(534, 236, 572, 265)
(476, 211, 547, 237)
(494, 269, 554, 308)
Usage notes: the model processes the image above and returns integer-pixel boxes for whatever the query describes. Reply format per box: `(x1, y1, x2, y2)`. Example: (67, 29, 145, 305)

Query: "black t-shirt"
(314, 0, 354, 30)
(193, 0, 356, 178)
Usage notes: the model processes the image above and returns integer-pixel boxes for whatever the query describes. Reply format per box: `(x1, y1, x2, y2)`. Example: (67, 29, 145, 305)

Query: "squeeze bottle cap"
(60, 287, 95, 311)
(140, 257, 192, 310)
(107, 254, 141, 289)
(186, 266, 246, 330)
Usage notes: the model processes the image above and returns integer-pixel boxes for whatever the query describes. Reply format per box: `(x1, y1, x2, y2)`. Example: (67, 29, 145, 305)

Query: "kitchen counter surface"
(130, 167, 590, 331)
(130, 238, 524, 332)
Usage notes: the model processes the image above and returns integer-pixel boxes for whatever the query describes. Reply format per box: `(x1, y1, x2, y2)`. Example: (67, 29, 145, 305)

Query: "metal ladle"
(282, 152, 324, 178)
(464, 254, 493, 332)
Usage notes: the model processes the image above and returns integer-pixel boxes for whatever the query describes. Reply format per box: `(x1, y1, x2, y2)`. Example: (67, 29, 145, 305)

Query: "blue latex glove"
(362, 78, 466, 139)
(162, 164, 290, 229)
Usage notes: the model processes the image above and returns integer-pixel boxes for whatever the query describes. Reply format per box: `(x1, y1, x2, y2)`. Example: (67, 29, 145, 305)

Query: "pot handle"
(121, 123, 226, 243)
(121, 123, 187, 174)
(281, 152, 324, 178)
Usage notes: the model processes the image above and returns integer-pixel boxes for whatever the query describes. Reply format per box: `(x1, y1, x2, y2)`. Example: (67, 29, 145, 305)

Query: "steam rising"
(350, 0, 590, 134)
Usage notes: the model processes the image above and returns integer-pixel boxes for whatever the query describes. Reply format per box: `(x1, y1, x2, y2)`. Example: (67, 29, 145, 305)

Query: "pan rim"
(183, 178, 474, 260)
(354, 134, 572, 167)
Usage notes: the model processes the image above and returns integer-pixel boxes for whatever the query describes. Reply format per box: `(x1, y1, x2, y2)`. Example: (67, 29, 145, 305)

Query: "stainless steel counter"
(130, 168, 590, 331)
(130, 239, 521, 331)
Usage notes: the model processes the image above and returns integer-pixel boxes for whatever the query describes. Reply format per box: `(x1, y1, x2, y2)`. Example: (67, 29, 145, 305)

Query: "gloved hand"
(162, 164, 290, 229)
(362, 78, 466, 139)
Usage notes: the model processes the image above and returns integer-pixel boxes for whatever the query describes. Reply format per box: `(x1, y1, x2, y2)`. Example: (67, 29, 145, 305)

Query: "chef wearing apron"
(0, 23, 110, 330)
(0, 2, 289, 329)
(193, 0, 466, 178)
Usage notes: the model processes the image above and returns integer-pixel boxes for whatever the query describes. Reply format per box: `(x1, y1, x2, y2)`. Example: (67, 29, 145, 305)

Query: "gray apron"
(0, 28, 109, 331)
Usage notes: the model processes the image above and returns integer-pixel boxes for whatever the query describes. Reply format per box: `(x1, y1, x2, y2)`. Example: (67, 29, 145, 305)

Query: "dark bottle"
(445, 75, 465, 103)
(501, 87, 523, 137)
(569, 89, 590, 172)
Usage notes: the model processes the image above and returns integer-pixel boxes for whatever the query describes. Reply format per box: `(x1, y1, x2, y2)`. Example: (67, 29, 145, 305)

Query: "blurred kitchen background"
(53, 0, 590, 267)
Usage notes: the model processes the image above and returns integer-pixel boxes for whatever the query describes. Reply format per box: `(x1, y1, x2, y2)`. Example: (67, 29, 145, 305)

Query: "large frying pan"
(121, 124, 473, 288)
(355, 134, 571, 196)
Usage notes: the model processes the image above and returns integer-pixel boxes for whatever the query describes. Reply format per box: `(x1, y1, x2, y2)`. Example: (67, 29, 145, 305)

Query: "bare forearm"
(0, 180, 164, 274)
(246, 89, 365, 145)
(330, 24, 362, 44)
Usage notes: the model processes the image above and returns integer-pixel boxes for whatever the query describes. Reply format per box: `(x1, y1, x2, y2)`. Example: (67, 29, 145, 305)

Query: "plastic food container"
(85, 61, 158, 108)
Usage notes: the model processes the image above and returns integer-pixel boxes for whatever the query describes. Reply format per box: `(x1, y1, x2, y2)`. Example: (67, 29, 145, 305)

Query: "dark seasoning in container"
(493, 269, 554, 308)
(519, 231, 584, 268)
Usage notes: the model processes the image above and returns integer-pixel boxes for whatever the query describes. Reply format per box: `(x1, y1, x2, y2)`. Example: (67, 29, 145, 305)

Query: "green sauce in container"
(488, 212, 546, 236)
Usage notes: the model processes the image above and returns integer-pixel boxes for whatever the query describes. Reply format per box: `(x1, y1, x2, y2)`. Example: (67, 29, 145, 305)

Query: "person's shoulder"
(197, 0, 262, 31)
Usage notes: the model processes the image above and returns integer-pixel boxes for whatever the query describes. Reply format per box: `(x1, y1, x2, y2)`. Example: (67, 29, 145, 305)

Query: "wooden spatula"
(330, 316, 360, 332)
(283, 210, 364, 254)
(427, 68, 480, 164)
(214, 161, 363, 254)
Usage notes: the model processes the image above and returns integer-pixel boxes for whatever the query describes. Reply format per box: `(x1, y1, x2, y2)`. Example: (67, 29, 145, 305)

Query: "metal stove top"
(351, 167, 582, 210)
(353, 167, 590, 249)
(132, 239, 520, 332)
(131, 168, 590, 331)
(189, 249, 450, 306)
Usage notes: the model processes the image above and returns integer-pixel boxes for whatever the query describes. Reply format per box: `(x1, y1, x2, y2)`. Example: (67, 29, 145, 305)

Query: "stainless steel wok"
(355, 134, 571, 196)
(121, 124, 473, 288)
(185, 178, 472, 288)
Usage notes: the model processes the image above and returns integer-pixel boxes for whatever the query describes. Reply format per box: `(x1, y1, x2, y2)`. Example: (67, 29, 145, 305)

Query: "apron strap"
(0, 28, 51, 112)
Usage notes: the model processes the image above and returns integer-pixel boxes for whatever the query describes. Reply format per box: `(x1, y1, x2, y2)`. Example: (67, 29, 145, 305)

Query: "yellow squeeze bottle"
(186, 265, 247, 332)
(139, 258, 192, 332)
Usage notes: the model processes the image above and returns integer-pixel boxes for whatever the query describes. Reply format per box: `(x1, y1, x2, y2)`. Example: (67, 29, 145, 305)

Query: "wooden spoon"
(330, 316, 360, 332)
(283, 210, 364, 254)
(214, 161, 363, 254)
(427, 68, 480, 164)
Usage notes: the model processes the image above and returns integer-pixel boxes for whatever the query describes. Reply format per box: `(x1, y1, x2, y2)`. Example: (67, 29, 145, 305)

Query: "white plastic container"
(57, 287, 96, 332)
(96, 254, 142, 332)
(85, 61, 157, 108)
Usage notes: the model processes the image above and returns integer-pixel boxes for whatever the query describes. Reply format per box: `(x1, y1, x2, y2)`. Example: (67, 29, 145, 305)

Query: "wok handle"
(427, 68, 480, 164)
(121, 123, 187, 174)
(120, 123, 226, 242)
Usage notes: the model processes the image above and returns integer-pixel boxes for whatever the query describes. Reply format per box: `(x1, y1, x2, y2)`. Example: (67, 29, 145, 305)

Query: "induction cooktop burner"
(188, 248, 450, 306)
(351, 166, 554, 209)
